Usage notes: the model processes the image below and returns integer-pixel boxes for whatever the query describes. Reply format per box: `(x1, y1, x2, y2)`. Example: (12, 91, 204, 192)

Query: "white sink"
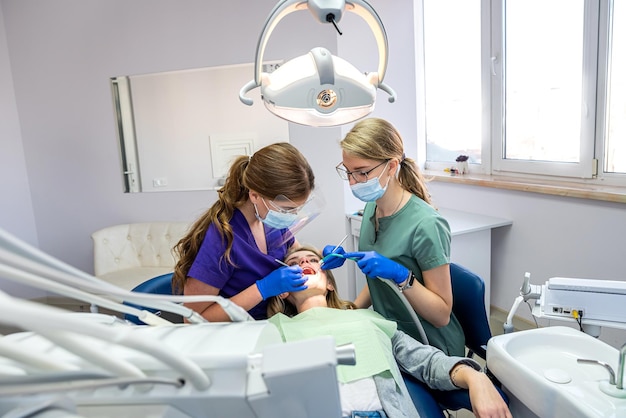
(487, 326, 626, 418)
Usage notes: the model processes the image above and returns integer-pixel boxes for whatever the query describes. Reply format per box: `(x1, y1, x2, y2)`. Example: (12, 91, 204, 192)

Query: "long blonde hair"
(172, 142, 315, 294)
(266, 245, 357, 318)
(341, 118, 432, 205)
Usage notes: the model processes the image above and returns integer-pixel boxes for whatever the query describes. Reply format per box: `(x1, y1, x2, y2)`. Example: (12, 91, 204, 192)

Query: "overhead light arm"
(239, 0, 396, 126)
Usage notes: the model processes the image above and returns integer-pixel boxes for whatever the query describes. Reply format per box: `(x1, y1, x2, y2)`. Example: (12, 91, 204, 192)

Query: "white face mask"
(350, 162, 391, 202)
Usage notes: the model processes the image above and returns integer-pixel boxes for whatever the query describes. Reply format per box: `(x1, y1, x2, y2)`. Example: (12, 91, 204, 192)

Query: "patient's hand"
(454, 366, 512, 418)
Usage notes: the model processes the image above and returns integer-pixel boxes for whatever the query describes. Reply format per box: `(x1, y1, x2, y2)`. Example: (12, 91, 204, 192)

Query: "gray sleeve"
(391, 330, 481, 391)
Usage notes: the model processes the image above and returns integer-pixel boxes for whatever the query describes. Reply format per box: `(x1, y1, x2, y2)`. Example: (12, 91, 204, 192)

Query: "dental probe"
(320, 234, 348, 265)
(330, 234, 349, 253)
(274, 259, 290, 267)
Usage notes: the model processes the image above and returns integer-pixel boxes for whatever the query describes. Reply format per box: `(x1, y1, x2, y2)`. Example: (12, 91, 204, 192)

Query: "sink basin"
(487, 326, 626, 418)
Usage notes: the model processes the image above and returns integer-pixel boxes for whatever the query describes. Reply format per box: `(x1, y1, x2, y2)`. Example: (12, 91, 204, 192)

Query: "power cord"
(524, 300, 539, 329)
(572, 309, 584, 331)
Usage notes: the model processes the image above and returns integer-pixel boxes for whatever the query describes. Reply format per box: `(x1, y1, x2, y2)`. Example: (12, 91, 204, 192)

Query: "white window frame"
(491, 0, 597, 179)
(419, 0, 626, 188)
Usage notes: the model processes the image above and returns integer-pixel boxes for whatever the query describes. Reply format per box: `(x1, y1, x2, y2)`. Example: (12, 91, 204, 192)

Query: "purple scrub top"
(188, 208, 295, 319)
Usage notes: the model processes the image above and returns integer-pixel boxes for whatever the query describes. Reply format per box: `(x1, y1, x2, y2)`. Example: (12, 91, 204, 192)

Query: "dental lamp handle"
(378, 81, 397, 103)
(239, 79, 258, 105)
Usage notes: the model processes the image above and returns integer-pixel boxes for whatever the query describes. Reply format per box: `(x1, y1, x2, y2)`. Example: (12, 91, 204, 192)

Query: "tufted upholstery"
(91, 222, 190, 290)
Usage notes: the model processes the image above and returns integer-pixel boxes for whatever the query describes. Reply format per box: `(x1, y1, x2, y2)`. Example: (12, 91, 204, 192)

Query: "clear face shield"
(268, 192, 325, 246)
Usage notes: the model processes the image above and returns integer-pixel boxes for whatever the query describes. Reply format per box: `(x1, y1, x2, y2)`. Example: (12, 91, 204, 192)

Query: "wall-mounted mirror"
(111, 62, 288, 193)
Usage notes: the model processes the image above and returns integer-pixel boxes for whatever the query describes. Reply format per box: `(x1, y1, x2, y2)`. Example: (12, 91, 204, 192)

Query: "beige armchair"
(91, 222, 189, 290)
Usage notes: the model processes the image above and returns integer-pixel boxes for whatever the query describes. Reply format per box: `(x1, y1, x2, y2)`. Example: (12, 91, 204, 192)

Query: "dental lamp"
(239, 0, 397, 127)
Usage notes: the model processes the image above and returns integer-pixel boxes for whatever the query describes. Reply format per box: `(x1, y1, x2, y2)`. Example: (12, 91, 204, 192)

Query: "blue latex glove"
(344, 251, 409, 284)
(256, 265, 307, 300)
(320, 245, 347, 270)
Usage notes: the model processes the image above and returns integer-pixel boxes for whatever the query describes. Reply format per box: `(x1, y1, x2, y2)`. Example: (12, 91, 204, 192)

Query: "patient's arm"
(450, 364, 512, 418)
(391, 330, 511, 418)
(391, 330, 475, 391)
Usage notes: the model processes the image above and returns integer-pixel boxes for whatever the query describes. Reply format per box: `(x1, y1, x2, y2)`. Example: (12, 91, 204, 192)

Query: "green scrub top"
(359, 194, 465, 356)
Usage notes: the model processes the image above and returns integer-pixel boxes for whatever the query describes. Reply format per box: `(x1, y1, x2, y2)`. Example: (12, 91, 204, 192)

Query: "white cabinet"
(345, 208, 512, 317)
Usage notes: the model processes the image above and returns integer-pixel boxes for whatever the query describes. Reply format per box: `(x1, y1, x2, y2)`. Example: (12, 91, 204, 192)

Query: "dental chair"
(375, 263, 506, 417)
(124, 272, 183, 325)
(449, 262, 492, 360)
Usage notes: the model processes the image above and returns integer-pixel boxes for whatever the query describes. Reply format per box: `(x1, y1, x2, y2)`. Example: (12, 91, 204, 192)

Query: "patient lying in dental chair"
(267, 246, 511, 418)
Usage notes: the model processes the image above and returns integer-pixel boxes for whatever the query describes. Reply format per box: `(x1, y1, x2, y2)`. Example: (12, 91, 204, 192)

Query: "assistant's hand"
(256, 266, 307, 300)
(344, 251, 409, 284)
(320, 245, 347, 270)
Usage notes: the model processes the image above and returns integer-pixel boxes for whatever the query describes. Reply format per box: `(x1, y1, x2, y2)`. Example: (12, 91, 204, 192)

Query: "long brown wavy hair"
(172, 142, 315, 294)
(341, 118, 432, 205)
(266, 245, 357, 318)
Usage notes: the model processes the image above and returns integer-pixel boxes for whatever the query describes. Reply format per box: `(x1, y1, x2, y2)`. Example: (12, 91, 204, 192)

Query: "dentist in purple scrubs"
(172, 142, 321, 321)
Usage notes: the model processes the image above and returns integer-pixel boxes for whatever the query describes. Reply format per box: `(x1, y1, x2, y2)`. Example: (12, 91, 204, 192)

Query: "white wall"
(0, 0, 339, 278)
(0, 3, 42, 298)
(429, 182, 626, 347)
(1, 0, 625, 347)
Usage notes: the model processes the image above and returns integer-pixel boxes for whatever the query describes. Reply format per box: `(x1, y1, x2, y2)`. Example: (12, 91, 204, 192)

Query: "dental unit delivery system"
(504, 271, 626, 337)
(0, 227, 356, 417)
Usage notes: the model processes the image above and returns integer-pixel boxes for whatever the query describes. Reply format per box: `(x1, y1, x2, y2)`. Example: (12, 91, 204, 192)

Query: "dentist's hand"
(320, 245, 347, 270)
(344, 251, 409, 285)
(256, 266, 307, 300)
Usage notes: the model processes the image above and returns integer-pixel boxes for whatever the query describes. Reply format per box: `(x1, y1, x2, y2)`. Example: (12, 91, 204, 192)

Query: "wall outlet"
(153, 178, 168, 187)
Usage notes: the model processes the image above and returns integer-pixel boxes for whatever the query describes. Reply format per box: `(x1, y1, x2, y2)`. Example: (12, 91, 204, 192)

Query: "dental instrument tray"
(0, 321, 347, 417)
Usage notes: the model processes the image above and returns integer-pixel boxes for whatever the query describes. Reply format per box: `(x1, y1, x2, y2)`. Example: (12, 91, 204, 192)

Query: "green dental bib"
(269, 308, 401, 385)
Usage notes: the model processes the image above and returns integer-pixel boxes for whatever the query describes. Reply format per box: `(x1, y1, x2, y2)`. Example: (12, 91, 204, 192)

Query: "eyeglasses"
(335, 160, 390, 183)
(263, 195, 308, 215)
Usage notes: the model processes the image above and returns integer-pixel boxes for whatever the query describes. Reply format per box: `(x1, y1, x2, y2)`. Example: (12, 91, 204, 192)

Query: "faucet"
(577, 359, 616, 385)
(618, 342, 626, 390)
(577, 341, 626, 389)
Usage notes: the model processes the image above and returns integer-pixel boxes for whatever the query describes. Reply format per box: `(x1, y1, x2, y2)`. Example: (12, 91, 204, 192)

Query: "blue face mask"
(254, 201, 299, 230)
(350, 164, 391, 202)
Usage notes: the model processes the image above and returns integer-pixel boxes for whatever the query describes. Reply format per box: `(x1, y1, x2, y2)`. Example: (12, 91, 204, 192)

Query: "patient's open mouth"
(302, 267, 316, 275)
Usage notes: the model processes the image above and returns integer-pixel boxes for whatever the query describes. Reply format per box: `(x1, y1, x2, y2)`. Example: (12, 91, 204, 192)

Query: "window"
(420, 0, 626, 185)
(423, 0, 483, 165)
(604, 0, 626, 174)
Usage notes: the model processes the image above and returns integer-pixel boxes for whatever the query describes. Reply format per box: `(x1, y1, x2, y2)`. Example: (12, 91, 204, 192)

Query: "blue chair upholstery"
(124, 272, 181, 325)
(449, 262, 492, 360)
(402, 262, 507, 413)
(403, 375, 446, 418)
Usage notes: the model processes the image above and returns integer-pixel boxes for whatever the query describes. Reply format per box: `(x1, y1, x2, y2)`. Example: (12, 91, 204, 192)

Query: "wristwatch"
(398, 271, 416, 292)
